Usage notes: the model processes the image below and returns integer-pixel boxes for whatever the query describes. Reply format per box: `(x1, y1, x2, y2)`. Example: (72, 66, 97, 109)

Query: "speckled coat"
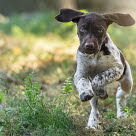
(74, 33, 128, 97)
(55, 8, 134, 129)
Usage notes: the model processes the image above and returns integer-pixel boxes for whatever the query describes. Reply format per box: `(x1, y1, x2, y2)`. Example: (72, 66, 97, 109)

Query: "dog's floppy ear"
(55, 8, 84, 23)
(103, 13, 135, 26)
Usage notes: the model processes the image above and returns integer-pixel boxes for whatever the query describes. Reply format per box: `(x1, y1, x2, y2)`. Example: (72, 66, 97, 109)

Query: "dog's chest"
(77, 51, 120, 78)
(88, 54, 115, 75)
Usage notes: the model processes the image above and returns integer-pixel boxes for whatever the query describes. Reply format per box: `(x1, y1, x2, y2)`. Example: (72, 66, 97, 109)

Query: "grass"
(0, 72, 75, 136)
(0, 11, 136, 135)
(0, 72, 136, 135)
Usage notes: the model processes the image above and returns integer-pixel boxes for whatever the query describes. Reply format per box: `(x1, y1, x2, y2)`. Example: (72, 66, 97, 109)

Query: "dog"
(55, 9, 135, 129)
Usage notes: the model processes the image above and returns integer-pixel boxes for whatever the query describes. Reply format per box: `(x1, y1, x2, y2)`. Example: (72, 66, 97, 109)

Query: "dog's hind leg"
(116, 86, 127, 118)
(116, 61, 133, 118)
(86, 96, 99, 129)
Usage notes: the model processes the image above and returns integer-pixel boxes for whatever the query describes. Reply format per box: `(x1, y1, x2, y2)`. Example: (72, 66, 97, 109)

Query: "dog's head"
(55, 9, 135, 54)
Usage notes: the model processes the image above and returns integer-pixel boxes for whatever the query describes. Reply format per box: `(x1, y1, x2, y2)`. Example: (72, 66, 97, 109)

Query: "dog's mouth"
(79, 47, 99, 55)
(84, 49, 98, 54)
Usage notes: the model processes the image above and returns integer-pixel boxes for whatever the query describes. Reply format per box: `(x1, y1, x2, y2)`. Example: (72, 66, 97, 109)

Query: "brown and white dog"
(55, 9, 135, 129)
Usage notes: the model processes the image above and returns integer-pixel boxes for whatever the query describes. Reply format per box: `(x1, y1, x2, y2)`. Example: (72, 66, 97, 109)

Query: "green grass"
(0, 11, 136, 135)
(0, 72, 75, 136)
(0, 72, 136, 135)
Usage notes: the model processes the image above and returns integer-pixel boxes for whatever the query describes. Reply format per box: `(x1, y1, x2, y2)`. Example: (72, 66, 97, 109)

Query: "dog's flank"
(55, 8, 134, 129)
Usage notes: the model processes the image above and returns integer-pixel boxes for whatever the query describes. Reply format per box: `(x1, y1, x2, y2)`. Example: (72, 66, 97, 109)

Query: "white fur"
(116, 86, 127, 118)
(87, 96, 99, 129)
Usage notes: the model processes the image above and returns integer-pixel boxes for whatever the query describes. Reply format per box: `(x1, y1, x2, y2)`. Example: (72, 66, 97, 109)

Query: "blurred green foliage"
(108, 24, 136, 49)
(0, 92, 5, 103)
(0, 11, 75, 37)
(0, 11, 136, 135)
(1, 11, 136, 88)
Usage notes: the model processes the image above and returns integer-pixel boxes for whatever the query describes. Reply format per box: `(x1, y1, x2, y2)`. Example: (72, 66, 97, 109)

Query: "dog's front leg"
(92, 66, 124, 98)
(87, 96, 99, 129)
(74, 72, 94, 102)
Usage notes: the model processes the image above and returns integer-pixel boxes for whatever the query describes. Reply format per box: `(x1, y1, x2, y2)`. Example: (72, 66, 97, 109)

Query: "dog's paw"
(86, 114, 99, 129)
(117, 111, 127, 118)
(86, 125, 97, 130)
(86, 125, 98, 130)
(95, 88, 108, 99)
(80, 91, 94, 102)
(86, 121, 99, 129)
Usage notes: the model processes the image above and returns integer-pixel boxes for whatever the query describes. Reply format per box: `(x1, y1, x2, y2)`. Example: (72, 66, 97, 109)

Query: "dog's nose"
(85, 42, 94, 49)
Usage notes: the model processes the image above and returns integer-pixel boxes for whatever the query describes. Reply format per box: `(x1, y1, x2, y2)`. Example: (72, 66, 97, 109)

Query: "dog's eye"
(80, 28, 87, 33)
